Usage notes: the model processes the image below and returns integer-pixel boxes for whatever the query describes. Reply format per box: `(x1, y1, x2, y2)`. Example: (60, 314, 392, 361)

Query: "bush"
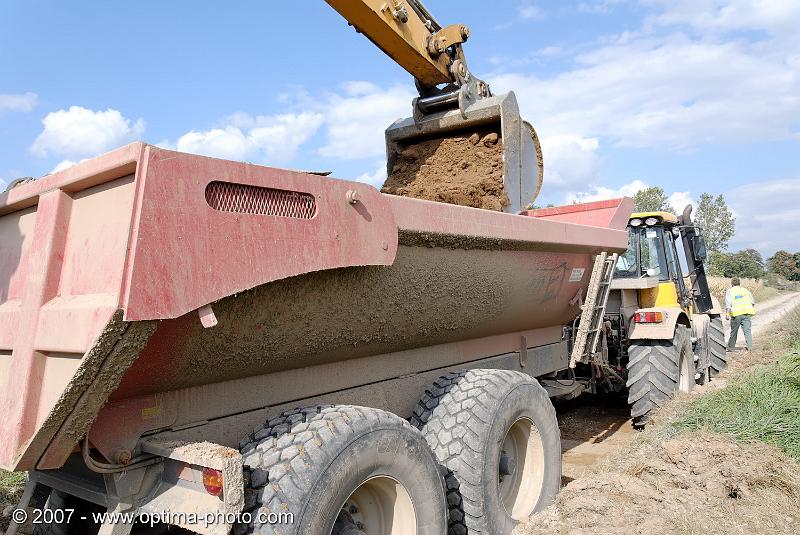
(709, 249, 765, 279)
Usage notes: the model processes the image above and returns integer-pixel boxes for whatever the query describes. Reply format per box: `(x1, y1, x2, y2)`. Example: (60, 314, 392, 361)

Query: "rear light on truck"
(634, 312, 664, 323)
(202, 467, 224, 496)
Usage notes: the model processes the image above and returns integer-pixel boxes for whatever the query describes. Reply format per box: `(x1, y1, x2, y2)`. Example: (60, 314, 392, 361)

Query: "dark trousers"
(728, 314, 753, 350)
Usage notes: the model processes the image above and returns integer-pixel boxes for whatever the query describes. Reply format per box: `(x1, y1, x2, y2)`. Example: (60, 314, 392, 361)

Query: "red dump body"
(0, 142, 632, 471)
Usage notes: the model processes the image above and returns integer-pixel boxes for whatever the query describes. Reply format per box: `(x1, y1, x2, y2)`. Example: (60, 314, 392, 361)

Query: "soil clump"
(382, 131, 509, 211)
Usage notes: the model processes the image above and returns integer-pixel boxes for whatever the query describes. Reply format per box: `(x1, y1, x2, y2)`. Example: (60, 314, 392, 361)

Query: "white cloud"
(30, 106, 145, 158)
(519, 4, 545, 20)
(317, 83, 414, 160)
(355, 163, 387, 189)
(566, 179, 650, 204)
(539, 135, 602, 190)
(493, 35, 800, 151)
(488, 0, 800, 186)
(167, 82, 411, 167)
(644, 0, 800, 36)
(578, 0, 626, 14)
(0, 92, 37, 114)
(174, 112, 323, 164)
(567, 182, 698, 214)
(726, 178, 800, 255)
(50, 160, 79, 173)
(668, 191, 694, 213)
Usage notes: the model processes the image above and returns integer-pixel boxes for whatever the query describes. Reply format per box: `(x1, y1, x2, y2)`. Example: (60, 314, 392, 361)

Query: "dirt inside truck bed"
(381, 131, 509, 212)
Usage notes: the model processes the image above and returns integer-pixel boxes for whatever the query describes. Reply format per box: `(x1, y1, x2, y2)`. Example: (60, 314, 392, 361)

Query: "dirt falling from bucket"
(382, 131, 509, 212)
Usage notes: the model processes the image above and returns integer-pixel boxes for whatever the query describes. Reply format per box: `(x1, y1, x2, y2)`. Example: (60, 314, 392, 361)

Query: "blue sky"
(2, 0, 799, 255)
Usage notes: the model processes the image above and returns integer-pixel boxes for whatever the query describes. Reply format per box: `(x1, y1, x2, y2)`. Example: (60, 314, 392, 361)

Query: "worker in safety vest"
(725, 277, 755, 351)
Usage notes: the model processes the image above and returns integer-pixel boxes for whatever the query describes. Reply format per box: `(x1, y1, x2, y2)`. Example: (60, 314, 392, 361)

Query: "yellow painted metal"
(638, 282, 681, 309)
(630, 211, 679, 224)
(325, 0, 457, 87)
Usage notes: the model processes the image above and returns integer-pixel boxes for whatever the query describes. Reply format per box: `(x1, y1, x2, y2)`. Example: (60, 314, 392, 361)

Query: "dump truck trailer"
(1, 144, 632, 534)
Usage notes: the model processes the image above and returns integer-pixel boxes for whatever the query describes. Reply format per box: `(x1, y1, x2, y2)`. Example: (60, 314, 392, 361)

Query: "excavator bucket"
(384, 91, 542, 213)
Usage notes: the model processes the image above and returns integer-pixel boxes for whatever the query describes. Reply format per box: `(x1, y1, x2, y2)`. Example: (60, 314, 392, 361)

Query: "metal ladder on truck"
(569, 252, 618, 368)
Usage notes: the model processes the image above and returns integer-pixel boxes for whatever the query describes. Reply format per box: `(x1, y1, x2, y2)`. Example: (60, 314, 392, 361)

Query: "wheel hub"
(499, 452, 517, 477)
(332, 476, 416, 535)
(498, 417, 545, 520)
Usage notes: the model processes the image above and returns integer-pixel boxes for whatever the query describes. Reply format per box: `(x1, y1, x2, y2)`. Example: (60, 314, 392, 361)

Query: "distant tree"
(694, 193, 735, 254)
(743, 248, 766, 271)
(633, 187, 674, 213)
(710, 249, 765, 279)
(768, 250, 800, 281)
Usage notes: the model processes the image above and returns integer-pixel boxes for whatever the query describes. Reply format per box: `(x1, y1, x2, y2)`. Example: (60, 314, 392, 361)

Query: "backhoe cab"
(600, 206, 726, 425)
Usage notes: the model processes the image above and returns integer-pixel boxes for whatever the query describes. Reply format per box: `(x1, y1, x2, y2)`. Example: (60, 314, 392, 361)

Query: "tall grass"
(707, 276, 782, 306)
(678, 310, 800, 460)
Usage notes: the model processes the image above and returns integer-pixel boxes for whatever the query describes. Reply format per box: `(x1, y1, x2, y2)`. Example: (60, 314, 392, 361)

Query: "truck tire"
(707, 316, 727, 377)
(411, 369, 561, 535)
(626, 325, 692, 426)
(237, 405, 447, 535)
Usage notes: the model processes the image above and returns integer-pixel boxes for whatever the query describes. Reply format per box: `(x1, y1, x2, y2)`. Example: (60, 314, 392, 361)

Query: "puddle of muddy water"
(554, 394, 636, 483)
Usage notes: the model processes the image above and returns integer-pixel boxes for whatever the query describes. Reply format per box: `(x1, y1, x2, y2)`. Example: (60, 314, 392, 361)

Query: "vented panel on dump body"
(205, 181, 316, 219)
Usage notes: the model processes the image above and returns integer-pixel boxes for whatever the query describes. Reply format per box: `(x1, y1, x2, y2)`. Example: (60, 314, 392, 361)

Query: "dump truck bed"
(0, 143, 632, 471)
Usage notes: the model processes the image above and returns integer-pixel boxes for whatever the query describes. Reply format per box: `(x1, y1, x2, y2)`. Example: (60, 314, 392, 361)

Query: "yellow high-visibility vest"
(729, 286, 755, 317)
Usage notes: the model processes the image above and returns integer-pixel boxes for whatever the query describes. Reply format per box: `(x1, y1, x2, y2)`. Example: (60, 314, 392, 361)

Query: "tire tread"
(626, 326, 689, 425)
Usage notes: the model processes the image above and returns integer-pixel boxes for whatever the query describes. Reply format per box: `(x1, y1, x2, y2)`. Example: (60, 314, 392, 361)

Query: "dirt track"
(742, 291, 800, 337)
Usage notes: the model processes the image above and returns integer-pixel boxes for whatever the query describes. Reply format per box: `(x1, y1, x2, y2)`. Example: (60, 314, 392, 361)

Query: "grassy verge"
(678, 352, 800, 460)
(677, 308, 800, 461)
(0, 470, 25, 529)
(0, 469, 24, 503)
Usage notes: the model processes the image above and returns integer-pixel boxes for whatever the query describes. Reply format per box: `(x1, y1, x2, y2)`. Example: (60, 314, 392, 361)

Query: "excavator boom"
(324, 0, 468, 89)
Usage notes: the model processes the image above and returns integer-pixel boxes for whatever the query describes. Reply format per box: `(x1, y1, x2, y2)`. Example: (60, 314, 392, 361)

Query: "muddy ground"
(518, 293, 800, 535)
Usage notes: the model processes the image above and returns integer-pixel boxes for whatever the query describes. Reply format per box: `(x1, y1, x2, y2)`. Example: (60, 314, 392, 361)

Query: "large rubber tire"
(626, 325, 693, 426)
(411, 369, 561, 535)
(237, 405, 447, 535)
(707, 316, 727, 377)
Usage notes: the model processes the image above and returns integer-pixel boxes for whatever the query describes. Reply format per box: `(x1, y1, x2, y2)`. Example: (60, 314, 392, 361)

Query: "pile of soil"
(381, 132, 509, 212)
(516, 430, 800, 534)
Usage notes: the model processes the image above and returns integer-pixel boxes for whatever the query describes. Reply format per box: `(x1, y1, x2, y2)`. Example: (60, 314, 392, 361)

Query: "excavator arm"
(324, 0, 482, 93)
(323, 0, 543, 213)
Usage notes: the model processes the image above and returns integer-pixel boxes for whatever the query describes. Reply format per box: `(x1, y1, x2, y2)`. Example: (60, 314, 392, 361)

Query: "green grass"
(678, 322, 800, 460)
(0, 468, 25, 505)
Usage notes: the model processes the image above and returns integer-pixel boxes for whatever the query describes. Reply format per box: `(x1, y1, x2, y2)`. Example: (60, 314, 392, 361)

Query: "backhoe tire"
(707, 316, 727, 377)
(412, 369, 561, 535)
(626, 325, 693, 427)
(237, 405, 447, 535)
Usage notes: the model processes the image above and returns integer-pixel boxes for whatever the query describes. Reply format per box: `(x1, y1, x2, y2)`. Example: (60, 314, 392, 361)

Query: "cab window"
(663, 228, 682, 280)
(640, 226, 669, 281)
(614, 230, 639, 278)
